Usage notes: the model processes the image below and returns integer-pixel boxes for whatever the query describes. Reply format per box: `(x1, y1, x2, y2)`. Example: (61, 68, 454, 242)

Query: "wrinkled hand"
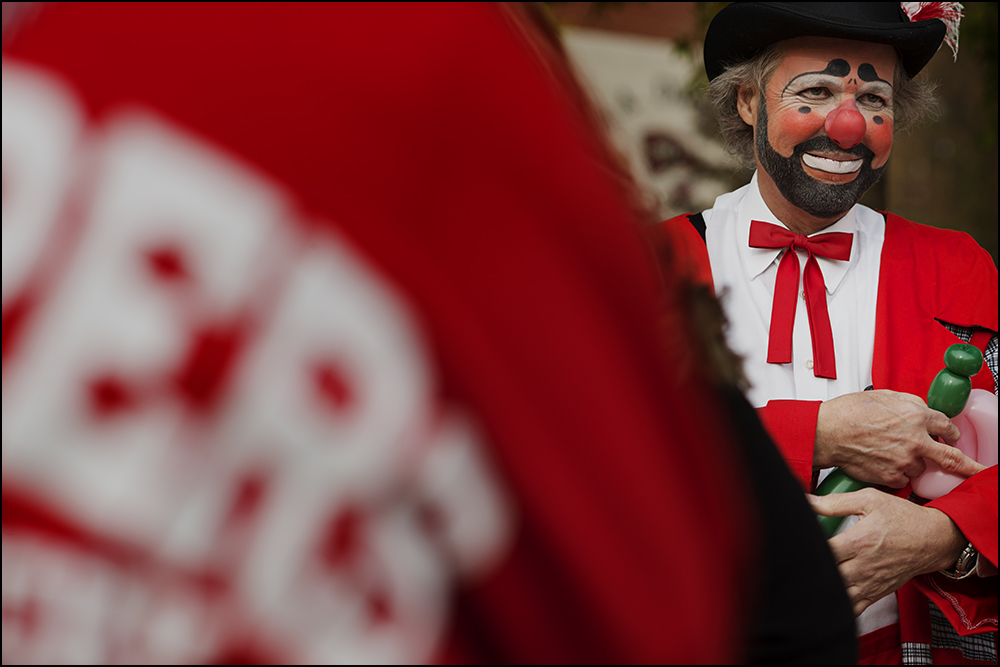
(809, 489, 968, 616)
(815, 390, 983, 488)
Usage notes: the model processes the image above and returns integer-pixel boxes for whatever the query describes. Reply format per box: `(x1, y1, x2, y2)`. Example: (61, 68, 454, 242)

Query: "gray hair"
(708, 43, 940, 169)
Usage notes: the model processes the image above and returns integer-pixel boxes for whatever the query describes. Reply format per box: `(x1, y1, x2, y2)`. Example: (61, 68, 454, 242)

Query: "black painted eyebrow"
(858, 63, 891, 86)
(781, 58, 851, 96)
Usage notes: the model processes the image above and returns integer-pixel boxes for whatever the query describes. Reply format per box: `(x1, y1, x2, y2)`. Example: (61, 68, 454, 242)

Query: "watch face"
(944, 543, 978, 580)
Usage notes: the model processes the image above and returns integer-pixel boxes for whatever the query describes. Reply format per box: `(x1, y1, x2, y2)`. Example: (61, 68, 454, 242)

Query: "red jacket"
(2, 5, 756, 663)
(664, 210, 999, 662)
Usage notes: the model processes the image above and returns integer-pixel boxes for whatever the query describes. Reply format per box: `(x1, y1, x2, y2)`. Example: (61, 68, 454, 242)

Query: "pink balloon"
(911, 389, 998, 499)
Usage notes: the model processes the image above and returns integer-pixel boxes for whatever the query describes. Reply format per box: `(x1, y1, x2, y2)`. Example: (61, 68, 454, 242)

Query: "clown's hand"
(808, 489, 968, 617)
(814, 390, 983, 488)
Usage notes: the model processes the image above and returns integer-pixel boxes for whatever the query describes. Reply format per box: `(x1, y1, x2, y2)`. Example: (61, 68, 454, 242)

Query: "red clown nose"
(824, 98, 867, 149)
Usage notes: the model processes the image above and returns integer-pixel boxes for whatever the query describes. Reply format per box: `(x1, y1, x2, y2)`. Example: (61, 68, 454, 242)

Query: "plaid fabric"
(901, 602, 997, 665)
(939, 322, 999, 397)
(932, 601, 996, 663)
(986, 335, 999, 397)
(902, 640, 934, 665)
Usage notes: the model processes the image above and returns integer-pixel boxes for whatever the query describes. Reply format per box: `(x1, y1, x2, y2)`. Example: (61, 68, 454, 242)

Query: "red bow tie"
(749, 220, 853, 379)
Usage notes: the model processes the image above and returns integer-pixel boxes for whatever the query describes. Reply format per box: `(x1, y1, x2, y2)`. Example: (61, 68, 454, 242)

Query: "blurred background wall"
(546, 1, 999, 267)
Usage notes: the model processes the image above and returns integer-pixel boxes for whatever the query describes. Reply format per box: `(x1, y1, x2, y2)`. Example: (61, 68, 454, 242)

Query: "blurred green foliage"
(960, 1, 998, 150)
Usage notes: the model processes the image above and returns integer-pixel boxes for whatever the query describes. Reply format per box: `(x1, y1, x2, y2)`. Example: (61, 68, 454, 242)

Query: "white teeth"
(802, 153, 863, 174)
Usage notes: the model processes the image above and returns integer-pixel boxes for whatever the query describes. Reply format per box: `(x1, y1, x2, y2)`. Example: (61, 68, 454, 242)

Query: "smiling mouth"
(802, 153, 864, 174)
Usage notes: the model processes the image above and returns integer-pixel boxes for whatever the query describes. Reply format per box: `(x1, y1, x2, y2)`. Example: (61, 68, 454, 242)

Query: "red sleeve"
(907, 467, 999, 636)
(755, 400, 822, 490)
(926, 465, 998, 569)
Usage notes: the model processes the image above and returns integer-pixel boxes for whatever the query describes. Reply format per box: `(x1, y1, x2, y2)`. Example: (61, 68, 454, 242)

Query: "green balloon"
(814, 467, 870, 497)
(943, 343, 984, 378)
(810, 343, 982, 539)
(813, 468, 875, 538)
(926, 368, 972, 418)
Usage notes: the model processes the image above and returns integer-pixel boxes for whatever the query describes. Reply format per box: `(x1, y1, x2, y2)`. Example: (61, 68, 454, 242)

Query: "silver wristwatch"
(941, 542, 978, 580)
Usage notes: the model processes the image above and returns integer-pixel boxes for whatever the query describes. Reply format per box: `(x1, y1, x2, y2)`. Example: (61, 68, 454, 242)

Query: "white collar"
(738, 172, 858, 295)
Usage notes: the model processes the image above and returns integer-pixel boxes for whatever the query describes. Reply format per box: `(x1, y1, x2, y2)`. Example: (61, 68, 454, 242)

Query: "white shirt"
(705, 172, 884, 407)
(703, 172, 896, 636)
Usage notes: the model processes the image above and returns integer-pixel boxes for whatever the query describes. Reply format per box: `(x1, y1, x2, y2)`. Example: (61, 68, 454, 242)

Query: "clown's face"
(739, 37, 897, 227)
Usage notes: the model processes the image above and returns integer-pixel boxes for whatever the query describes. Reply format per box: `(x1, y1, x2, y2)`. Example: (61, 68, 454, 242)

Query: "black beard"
(755, 101, 886, 220)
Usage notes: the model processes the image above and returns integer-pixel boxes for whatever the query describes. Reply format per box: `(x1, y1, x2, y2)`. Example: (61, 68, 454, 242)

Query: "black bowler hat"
(704, 2, 961, 81)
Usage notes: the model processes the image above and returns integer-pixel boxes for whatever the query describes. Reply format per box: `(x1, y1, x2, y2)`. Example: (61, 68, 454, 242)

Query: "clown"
(665, 3, 998, 664)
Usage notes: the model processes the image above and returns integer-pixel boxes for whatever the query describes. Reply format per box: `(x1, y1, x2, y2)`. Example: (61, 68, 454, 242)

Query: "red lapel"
(872, 212, 997, 396)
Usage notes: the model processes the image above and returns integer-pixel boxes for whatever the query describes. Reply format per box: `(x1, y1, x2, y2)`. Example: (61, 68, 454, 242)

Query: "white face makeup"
(784, 73, 893, 114)
(738, 37, 898, 225)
